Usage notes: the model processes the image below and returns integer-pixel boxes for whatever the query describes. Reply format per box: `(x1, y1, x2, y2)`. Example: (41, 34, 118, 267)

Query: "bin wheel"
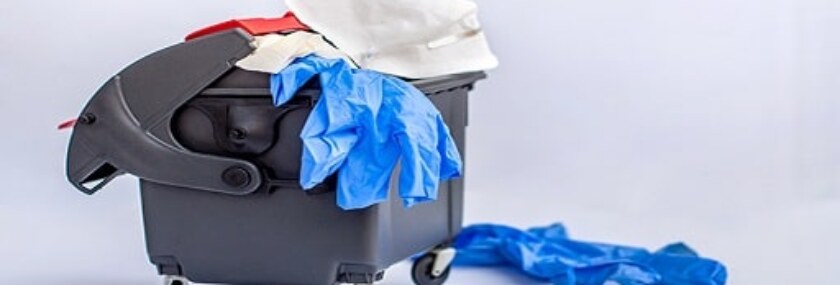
(411, 252, 452, 285)
(164, 275, 191, 285)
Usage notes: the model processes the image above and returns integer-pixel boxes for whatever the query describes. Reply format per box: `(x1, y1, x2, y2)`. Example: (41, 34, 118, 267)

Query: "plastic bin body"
(64, 30, 483, 285)
(143, 70, 473, 285)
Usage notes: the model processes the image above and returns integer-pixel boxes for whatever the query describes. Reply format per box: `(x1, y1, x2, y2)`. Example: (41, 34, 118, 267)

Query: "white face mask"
(286, 0, 499, 78)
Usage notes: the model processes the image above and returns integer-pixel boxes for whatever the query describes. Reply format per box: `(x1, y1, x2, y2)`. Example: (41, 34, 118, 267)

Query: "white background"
(2, 0, 839, 284)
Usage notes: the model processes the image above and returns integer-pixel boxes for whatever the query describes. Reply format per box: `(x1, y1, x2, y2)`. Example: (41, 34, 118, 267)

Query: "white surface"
(2, 0, 840, 284)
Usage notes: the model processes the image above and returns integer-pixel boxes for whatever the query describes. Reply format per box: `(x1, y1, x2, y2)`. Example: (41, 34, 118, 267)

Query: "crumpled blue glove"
(453, 223, 728, 285)
(270, 54, 463, 210)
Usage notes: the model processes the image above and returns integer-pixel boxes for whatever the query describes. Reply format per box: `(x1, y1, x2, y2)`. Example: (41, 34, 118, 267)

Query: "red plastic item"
(185, 12, 309, 41)
(58, 118, 77, 130)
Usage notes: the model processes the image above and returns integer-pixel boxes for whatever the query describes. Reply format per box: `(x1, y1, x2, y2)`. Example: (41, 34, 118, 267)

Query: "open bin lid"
(66, 29, 264, 196)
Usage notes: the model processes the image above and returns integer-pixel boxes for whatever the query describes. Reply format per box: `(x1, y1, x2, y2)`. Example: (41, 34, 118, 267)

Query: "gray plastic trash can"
(65, 29, 485, 285)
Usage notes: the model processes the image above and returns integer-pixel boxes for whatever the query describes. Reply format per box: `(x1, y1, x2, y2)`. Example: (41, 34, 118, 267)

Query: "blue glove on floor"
(453, 223, 728, 285)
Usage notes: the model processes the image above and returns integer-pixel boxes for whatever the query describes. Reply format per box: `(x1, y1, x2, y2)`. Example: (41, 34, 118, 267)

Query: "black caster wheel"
(411, 250, 454, 285)
(163, 275, 191, 285)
